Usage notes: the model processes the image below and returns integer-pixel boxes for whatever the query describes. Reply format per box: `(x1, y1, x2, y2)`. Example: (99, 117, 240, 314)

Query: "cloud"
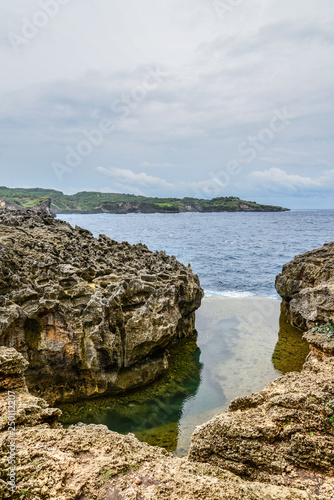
(248, 167, 334, 192)
(96, 166, 174, 195)
(1, 0, 334, 207)
(260, 148, 330, 167)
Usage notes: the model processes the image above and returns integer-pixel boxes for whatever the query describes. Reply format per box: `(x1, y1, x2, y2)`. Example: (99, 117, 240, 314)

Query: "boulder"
(0, 210, 203, 403)
(0, 346, 61, 432)
(275, 242, 334, 329)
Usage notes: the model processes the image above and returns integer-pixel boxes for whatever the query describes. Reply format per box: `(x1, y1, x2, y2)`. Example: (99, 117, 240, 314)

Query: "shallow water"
(60, 297, 309, 455)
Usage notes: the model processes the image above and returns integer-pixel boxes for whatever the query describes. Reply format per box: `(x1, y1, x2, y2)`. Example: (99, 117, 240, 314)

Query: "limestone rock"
(0, 422, 324, 499)
(0, 343, 328, 498)
(0, 210, 203, 403)
(275, 242, 334, 329)
(276, 242, 334, 360)
(0, 199, 23, 211)
(0, 346, 61, 431)
(0, 198, 53, 215)
(0, 346, 28, 375)
(188, 353, 334, 497)
(0, 346, 28, 393)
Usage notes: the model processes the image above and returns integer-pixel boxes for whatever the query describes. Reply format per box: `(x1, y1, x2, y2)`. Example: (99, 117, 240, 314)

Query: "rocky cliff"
(0, 198, 53, 215)
(276, 242, 334, 358)
(275, 243, 334, 330)
(0, 346, 321, 499)
(2, 219, 334, 498)
(0, 199, 22, 211)
(0, 209, 203, 403)
(187, 245, 334, 498)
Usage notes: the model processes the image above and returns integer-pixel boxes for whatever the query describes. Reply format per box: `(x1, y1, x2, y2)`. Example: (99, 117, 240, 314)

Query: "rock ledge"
(0, 210, 203, 403)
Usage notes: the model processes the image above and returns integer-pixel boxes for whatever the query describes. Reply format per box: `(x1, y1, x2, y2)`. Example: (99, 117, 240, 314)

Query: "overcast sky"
(1, 0, 334, 208)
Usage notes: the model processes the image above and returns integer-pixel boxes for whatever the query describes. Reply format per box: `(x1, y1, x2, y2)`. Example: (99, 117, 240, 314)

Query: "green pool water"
(59, 297, 309, 456)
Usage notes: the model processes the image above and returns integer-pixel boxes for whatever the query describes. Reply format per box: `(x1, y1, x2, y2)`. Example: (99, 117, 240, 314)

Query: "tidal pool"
(60, 297, 309, 456)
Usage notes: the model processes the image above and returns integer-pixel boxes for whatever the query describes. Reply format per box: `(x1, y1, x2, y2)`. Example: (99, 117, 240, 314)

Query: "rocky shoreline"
(0, 209, 202, 403)
(1, 218, 334, 498)
(188, 244, 334, 497)
(56, 200, 289, 214)
(0, 346, 324, 499)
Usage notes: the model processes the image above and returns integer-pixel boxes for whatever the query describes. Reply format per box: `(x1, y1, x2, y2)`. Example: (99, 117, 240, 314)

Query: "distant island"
(0, 187, 289, 214)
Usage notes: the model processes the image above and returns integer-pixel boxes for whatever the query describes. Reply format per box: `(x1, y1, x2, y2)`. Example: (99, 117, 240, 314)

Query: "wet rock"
(275, 242, 334, 330)
(188, 354, 334, 496)
(276, 242, 334, 359)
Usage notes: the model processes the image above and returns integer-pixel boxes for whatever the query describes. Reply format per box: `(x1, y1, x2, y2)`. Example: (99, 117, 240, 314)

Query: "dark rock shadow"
(272, 304, 310, 374)
(60, 331, 203, 452)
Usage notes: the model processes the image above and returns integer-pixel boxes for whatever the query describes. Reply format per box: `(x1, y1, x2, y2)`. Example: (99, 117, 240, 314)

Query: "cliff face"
(275, 243, 334, 330)
(0, 198, 53, 215)
(0, 210, 203, 403)
(0, 346, 319, 500)
(88, 199, 288, 214)
(0, 199, 22, 211)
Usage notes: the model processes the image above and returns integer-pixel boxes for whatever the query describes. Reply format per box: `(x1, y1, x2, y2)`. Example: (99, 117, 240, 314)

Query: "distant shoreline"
(55, 209, 289, 215)
(0, 187, 289, 214)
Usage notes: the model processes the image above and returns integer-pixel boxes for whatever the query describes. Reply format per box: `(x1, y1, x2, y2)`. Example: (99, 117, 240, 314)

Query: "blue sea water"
(58, 210, 334, 298)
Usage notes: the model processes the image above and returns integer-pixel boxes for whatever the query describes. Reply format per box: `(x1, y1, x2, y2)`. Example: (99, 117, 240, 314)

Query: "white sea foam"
(204, 290, 256, 298)
(204, 290, 279, 299)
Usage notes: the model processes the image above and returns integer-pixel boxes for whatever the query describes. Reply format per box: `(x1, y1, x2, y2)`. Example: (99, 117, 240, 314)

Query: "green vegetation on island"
(0, 186, 289, 214)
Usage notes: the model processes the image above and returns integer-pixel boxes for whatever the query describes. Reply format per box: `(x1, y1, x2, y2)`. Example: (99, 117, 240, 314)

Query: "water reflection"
(60, 297, 309, 455)
(272, 304, 310, 373)
(60, 332, 203, 451)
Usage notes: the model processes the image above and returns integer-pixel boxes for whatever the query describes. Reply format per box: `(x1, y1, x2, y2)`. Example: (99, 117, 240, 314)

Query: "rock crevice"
(188, 244, 334, 497)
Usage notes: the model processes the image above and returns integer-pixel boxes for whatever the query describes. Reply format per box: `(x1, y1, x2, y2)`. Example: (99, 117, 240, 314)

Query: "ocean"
(58, 209, 322, 453)
(58, 209, 334, 298)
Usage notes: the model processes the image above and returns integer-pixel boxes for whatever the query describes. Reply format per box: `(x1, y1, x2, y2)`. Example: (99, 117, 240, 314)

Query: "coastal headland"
(0, 186, 289, 214)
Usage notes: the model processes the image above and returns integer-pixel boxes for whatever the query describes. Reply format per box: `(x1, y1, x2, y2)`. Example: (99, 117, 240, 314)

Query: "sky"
(1, 0, 334, 208)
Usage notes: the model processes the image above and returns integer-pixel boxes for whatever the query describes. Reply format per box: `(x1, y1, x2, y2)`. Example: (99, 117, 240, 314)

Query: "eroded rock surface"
(0, 347, 61, 433)
(276, 242, 334, 357)
(2, 423, 324, 500)
(275, 242, 334, 330)
(0, 347, 323, 500)
(188, 353, 334, 497)
(188, 245, 334, 498)
(0, 210, 203, 403)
